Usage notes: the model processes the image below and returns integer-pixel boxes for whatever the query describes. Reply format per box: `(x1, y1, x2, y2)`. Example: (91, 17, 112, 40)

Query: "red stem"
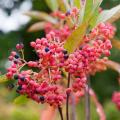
(66, 73, 71, 120)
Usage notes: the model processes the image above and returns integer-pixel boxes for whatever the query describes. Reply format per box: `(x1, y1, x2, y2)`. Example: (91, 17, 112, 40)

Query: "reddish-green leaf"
(24, 11, 57, 24)
(104, 60, 120, 74)
(27, 22, 46, 32)
(97, 4, 120, 23)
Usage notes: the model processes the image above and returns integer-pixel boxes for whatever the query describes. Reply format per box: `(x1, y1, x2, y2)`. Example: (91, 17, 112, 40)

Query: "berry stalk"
(85, 76, 90, 120)
(66, 73, 71, 120)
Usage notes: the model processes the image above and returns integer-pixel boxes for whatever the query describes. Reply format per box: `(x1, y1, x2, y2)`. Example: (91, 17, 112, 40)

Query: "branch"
(58, 106, 64, 120)
(85, 76, 90, 120)
(66, 73, 71, 120)
(90, 89, 106, 120)
(71, 93, 76, 120)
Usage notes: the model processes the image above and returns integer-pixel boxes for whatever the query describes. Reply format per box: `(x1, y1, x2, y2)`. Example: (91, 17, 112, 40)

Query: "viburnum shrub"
(1, 0, 120, 120)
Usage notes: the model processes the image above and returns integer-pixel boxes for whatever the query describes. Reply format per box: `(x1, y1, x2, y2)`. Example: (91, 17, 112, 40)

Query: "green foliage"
(74, 0, 81, 8)
(24, 11, 57, 24)
(14, 95, 29, 105)
(45, 0, 58, 11)
(64, 0, 103, 53)
(97, 4, 120, 23)
(0, 75, 9, 83)
(64, 22, 88, 53)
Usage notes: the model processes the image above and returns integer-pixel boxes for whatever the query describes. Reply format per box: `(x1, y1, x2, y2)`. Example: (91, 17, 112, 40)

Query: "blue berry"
(20, 76, 25, 81)
(45, 47, 50, 52)
(15, 54, 19, 59)
(66, 10, 71, 16)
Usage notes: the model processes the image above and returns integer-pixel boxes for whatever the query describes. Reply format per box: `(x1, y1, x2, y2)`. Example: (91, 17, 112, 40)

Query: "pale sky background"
(0, 0, 32, 33)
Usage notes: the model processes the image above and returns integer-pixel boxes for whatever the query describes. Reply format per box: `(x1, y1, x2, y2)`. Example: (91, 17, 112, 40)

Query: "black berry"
(64, 54, 69, 59)
(62, 50, 68, 54)
(39, 96, 45, 101)
(14, 74, 19, 80)
(20, 76, 25, 81)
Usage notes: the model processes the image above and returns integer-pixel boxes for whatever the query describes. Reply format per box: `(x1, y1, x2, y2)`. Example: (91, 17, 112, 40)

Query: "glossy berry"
(16, 86, 22, 93)
(20, 76, 25, 81)
(62, 50, 68, 54)
(14, 74, 19, 80)
(64, 54, 69, 59)
(45, 47, 50, 52)
(39, 96, 45, 101)
(15, 54, 19, 59)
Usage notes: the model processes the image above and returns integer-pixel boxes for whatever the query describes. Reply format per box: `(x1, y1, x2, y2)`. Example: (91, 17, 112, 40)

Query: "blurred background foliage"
(0, 0, 120, 120)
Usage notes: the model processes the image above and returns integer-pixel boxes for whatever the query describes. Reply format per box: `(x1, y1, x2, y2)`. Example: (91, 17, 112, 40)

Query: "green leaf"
(74, 0, 81, 8)
(84, 0, 94, 22)
(24, 11, 57, 24)
(64, 22, 88, 53)
(0, 75, 8, 83)
(57, 0, 70, 12)
(14, 95, 28, 105)
(27, 22, 46, 32)
(97, 4, 120, 23)
(90, 9, 99, 27)
(45, 0, 58, 11)
(83, 0, 102, 27)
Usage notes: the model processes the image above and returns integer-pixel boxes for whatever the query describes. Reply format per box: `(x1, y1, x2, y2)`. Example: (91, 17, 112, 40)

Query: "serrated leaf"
(45, 0, 58, 11)
(0, 75, 8, 83)
(24, 11, 57, 24)
(97, 4, 120, 23)
(14, 95, 28, 105)
(64, 22, 88, 53)
(28, 22, 46, 32)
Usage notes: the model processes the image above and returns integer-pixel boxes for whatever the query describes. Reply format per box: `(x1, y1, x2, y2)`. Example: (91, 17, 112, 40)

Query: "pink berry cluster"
(52, 7, 79, 20)
(64, 23, 115, 91)
(112, 92, 120, 110)
(6, 15, 115, 107)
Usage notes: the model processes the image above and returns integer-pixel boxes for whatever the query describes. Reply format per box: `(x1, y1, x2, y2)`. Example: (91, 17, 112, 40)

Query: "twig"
(85, 75, 90, 120)
(58, 106, 64, 120)
(90, 89, 106, 120)
(66, 73, 71, 120)
(71, 93, 76, 120)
